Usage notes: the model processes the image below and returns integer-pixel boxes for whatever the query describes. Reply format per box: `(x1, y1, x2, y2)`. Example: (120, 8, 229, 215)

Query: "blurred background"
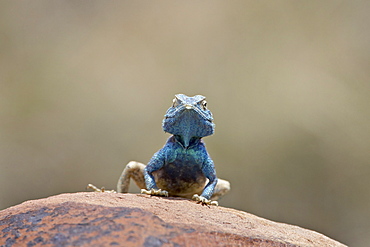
(1, 1, 369, 246)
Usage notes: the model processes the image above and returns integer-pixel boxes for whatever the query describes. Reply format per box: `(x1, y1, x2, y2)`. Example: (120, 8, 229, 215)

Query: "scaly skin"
(141, 94, 224, 205)
(90, 94, 230, 206)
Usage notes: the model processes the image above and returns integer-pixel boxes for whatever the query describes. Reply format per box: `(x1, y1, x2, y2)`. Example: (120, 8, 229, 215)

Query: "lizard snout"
(185, 104, 193, 109)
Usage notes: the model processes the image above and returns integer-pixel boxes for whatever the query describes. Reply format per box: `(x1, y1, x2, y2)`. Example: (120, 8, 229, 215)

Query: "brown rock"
(0, 192, 346, 247)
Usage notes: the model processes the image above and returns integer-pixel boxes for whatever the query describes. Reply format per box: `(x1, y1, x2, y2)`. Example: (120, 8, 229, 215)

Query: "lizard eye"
(201, 100, 207, 110)
(172, 98, 180, 107)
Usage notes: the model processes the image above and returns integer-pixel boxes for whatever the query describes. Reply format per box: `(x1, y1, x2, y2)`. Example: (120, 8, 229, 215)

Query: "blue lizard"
(116, 94, 230, 205)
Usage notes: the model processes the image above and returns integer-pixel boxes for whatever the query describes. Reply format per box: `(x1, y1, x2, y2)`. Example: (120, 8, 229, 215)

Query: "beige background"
(1, 1, 369, 246)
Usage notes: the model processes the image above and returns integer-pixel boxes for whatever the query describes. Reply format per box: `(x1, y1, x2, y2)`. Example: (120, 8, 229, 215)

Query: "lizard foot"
(87, 184, 116, 193)
(192, 194, 218, 206)
(141, 188, 169, 197)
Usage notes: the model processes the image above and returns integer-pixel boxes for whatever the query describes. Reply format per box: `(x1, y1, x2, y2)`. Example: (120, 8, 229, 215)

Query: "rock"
(0, 192, 346, 247)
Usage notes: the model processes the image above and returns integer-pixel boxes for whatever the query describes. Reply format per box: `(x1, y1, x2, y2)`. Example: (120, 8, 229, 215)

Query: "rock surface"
(0, 192, 346, 247)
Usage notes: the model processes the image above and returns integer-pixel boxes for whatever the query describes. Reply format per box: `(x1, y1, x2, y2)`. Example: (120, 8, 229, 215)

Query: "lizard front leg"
(141, 150, 169, 197)
(193, 157, 219, 206)
(192, 177, 218, 206)
(193, 178, 230, 205)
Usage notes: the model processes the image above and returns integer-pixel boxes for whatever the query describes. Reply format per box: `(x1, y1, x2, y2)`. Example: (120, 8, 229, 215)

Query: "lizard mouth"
(165, 105, 213, 123)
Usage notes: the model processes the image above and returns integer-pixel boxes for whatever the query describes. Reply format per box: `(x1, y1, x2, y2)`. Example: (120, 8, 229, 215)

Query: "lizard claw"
(87, 184, 116, 193)
(141, 188, 169, 197)
(192, 194, 218, 206)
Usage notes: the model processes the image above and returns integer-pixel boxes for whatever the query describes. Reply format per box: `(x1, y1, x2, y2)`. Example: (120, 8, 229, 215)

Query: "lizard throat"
(174, 135, 201, 149)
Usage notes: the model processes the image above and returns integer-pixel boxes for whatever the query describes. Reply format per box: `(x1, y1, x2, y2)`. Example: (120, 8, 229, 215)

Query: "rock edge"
(0, 192, 346, 247)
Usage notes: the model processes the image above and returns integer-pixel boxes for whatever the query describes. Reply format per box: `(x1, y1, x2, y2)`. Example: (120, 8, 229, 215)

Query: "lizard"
(89, 94, 230, 206)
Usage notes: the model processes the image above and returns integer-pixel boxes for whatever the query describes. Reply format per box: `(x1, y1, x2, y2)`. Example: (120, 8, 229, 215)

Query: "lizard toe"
(87, 184, 116, 193)
(192, 194, 218, 206)
(141, 188, 169, 197)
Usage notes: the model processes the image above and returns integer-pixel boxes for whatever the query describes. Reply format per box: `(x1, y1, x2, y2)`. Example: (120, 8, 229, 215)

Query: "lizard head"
(162, 94, 215, 148)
